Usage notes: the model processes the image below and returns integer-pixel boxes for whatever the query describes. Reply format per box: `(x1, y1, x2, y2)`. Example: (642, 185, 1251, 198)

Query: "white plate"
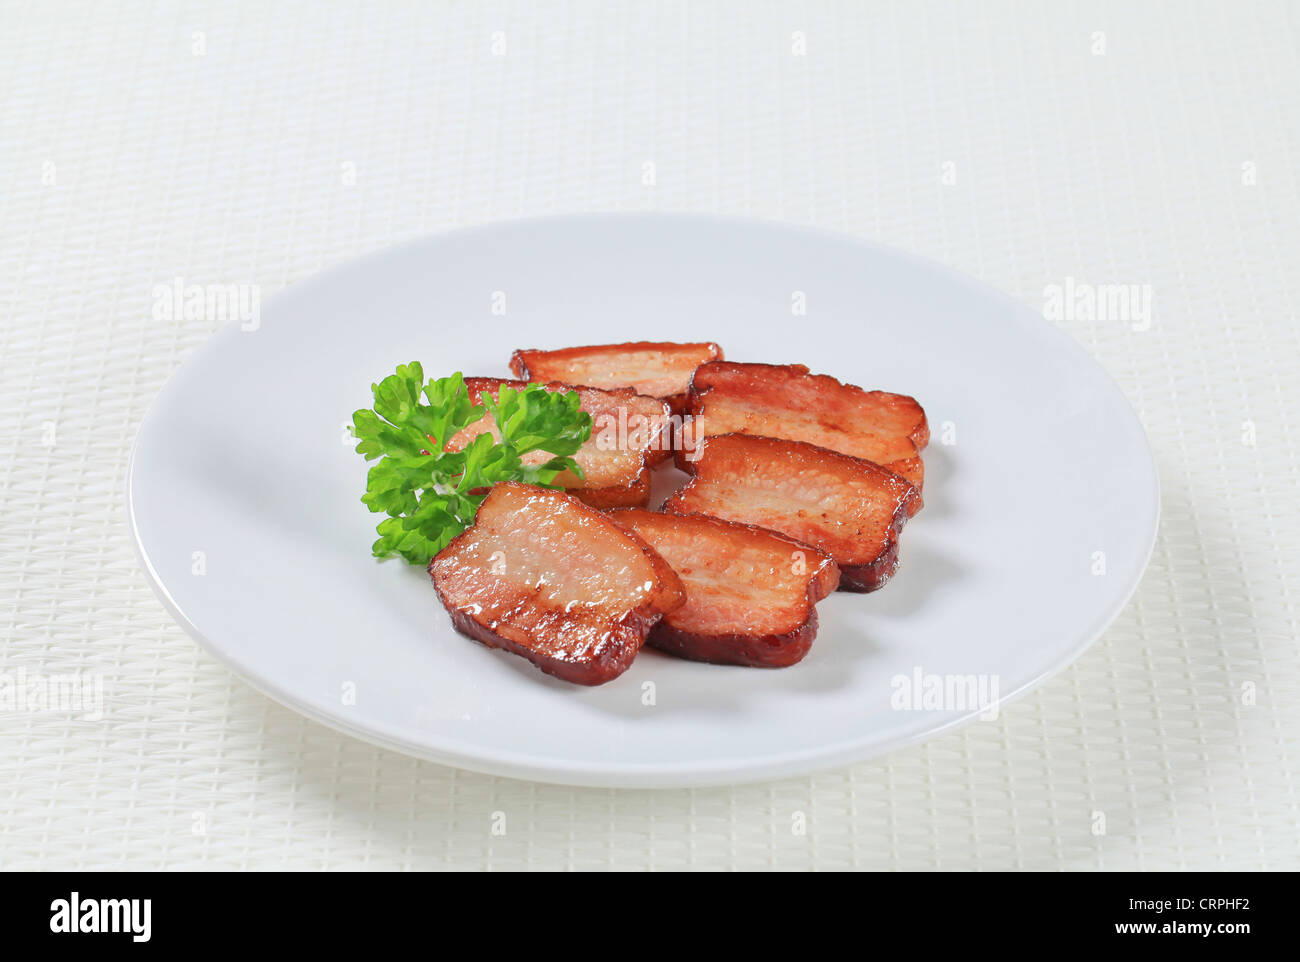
(128, 214, 1158, 788)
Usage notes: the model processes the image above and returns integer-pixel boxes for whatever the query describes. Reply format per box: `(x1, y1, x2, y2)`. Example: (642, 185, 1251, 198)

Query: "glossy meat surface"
(609, 509, 840, 667)
(510, 341, 723, 413)
(663, 434, 920, 592)
(446, 377, 672, 507)
(681, 361, 928, 494)
(429, 483, 685, 685)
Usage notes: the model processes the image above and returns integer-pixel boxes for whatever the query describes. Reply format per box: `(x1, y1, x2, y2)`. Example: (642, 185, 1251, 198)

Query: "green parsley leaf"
(351, 365, 593, 565)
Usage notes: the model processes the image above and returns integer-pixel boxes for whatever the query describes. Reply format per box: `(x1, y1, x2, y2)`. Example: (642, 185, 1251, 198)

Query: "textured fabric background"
(1, 0, 1297, 870)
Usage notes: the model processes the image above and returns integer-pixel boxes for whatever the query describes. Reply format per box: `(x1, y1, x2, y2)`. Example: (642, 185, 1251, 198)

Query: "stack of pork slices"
(429, 341, 928, 685)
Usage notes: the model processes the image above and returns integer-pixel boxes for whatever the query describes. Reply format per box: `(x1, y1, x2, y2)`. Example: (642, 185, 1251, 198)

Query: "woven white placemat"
(1, 0, 1297, 870)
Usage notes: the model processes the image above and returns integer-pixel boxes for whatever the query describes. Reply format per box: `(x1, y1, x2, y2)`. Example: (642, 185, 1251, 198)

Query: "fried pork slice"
(608, 509, 840, 668)
(446, 378, 672, 508)
(429, 483, 685, 685)
(663, 434, 920, 592)
(680, 361, 928, 495)
(510, 341, 724, 414)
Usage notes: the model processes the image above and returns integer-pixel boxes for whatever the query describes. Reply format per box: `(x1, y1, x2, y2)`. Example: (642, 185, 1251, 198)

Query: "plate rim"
(126, 211, 1161, 788)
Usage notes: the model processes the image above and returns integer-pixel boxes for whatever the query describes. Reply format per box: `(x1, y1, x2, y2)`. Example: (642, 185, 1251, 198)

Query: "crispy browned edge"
(429, 483, 685, 685)
(662, 433, 920, 593)
(607, 508, 840, 668)
(460, 376, 672, 506)
(510, 341, 724, 416)
(886, 457, 926, 506)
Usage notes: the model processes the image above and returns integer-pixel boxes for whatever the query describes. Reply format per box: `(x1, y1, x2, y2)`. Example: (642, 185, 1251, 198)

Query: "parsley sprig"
(351, 363, 592, 564)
